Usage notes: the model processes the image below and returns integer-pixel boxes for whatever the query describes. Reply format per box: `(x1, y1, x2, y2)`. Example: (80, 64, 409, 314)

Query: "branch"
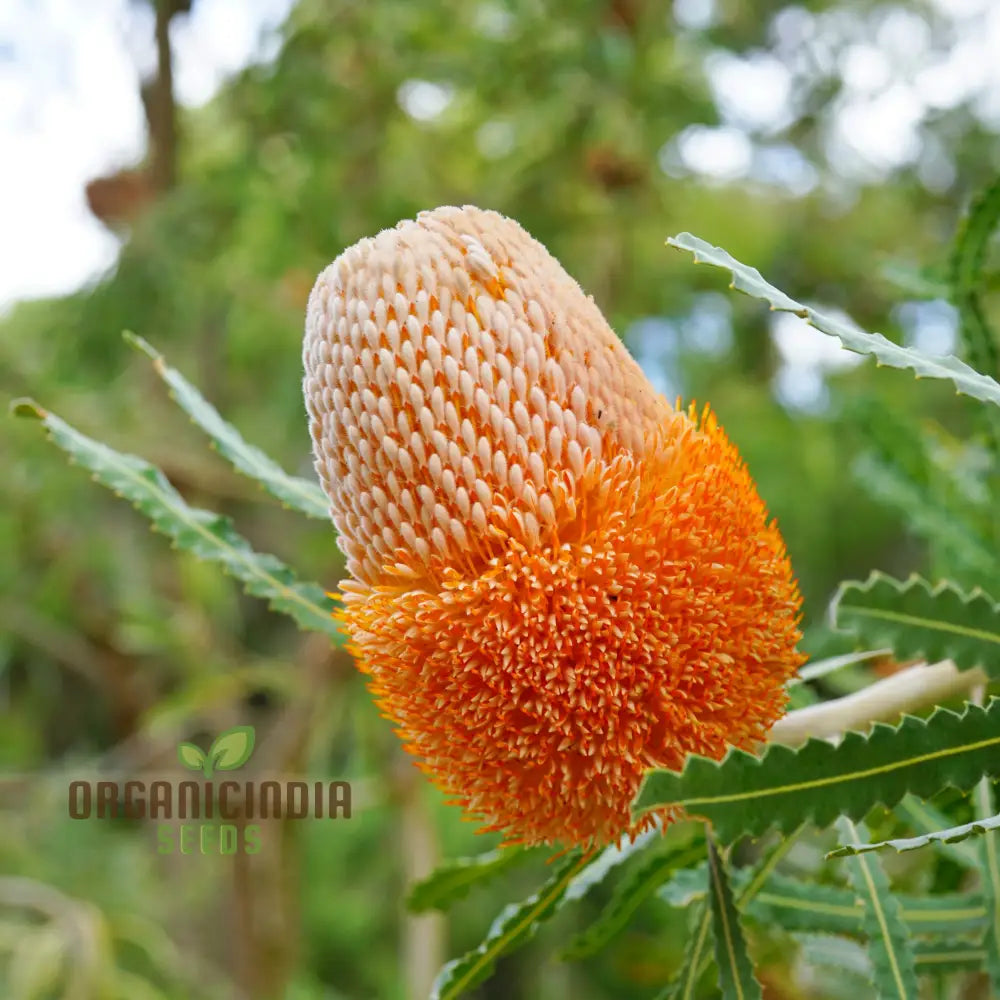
(770, 660, 987, 746)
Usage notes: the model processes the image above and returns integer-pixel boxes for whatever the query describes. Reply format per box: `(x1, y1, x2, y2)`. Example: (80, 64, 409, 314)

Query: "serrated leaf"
(671, 868, 986, 937)
(831, 572, 1000, 673)
(656, 902, 712, 1000)
(563, 825, 663, 904)
(430, 851, 589, 1000)
(208, 725, 255, 772)
(633, 700, 1000, 843)
(975, 778, 1000, 991)
(836, 817, 918, 999)
(829, 810, 1000, 859)
(893, 795, 980, 869)
(125, 332, 330, 519)
(707, 838, 762, 1000)
(12, 400, 344, 643)
(949, 177, 1000, 382)
(407, 847, 536, 913)
(562, 842, 705, 959)
(176, 743, 206, 771)
(667, 232, 1000, 408)
(852, 453, 996, 579)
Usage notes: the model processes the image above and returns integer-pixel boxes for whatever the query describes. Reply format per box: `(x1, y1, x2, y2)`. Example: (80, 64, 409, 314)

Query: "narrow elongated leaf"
(563, 826, 663, 904)
(660, 828, 804, 992)
(11, 400, 344, 642)
(836, 817, 918, 999)
(829, 811, 1000, 859)
(633, 700, 1000, 843)
(407, 847, 536, 913)
(707, 838, 762, 1000)
(665, 868, 986, 937)
(893, 795, 980, 869)
(975, 779, 1000, 991)
(562, 842, 705, 959)
(949, 177, 1000, 382)
(430, 851, 589, 1000)
(667, 232, 1000, 408)
(656, 903, 712, 1000)
(125, 332, 331, 520)
(831, 572, 1000, 673)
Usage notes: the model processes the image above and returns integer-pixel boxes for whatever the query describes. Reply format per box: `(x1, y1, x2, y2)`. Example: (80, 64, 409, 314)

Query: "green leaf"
(430, 851, 589, 1000)
(949, 177, 1000, 382)
(208, 725, 256, 771)
(975, 778, 1000, 992)
(12, 400, 345, 643)
(656, 902, 712, 1000)
(831, 572, 1000, 673)
(667, 232, 1000, 409)
(563, 825, 664, 903)
(798, 934, 987, 978)
(667, 868, 987, 937)
(913, 940, 986, 975)
(658, 828, 803, 993)
(177, 743, 206, 771)
(836, 817, 918, 999)
(633, 700, 1000, 843)
(562, 842, 706, 959)
(852, 452, 996, 579)
(407, 847, 537, 913)
(125, 332, 331, 520)
(893, 795, 981, 869)
(706, 838, 762, 1000)
(829, 810, 1000, 859)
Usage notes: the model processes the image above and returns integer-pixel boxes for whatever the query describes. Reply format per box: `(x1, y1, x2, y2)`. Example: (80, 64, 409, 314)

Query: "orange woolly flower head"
(303, 206, 803, 847)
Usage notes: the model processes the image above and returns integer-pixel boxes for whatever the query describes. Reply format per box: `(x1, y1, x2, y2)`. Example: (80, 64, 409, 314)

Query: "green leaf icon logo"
(207, 725, 256, 776)
(178, 742, 207, 771)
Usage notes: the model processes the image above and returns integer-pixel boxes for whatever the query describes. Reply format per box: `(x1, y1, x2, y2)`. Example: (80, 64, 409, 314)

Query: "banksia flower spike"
(303, 206, 804, 847)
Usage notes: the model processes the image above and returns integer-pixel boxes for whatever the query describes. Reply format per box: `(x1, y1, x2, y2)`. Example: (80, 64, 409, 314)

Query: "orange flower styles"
(303, 206, 804, 846)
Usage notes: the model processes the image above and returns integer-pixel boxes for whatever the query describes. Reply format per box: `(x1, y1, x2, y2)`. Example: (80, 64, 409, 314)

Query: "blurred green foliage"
(2, 0, 999, 997)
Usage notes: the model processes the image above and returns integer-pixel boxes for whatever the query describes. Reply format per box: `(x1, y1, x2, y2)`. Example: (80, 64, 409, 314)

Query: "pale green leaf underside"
(668, 232, 1000, 409)
(893, 795, 981, 869)
(407, 847, 536, 913)
(12, 400, 344, 643)
(831, 571, 1000, 673)
(126, 332, 331, 520)
(707, 838, 762, 1000)
(830, 811, 1000, 858)
(633, 700, 1000, 843)
(836, 816, 918, 999)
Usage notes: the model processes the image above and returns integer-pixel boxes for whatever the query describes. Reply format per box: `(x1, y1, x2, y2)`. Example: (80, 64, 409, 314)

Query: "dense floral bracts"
(303, 205, 804, 846)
